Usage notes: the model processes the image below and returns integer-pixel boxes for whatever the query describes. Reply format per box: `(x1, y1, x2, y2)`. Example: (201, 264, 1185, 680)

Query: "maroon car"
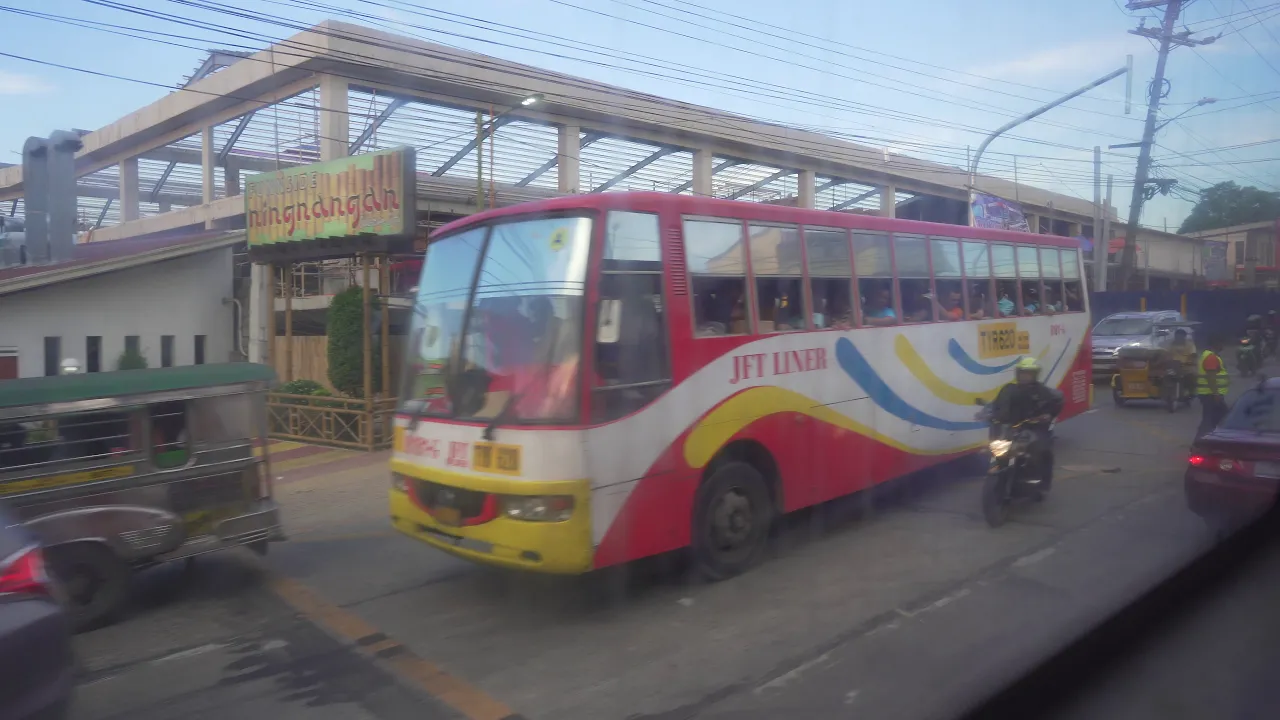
(1186, 379, 1280, 533)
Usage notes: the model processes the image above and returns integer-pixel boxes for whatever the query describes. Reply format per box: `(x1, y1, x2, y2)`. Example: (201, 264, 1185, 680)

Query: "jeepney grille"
(411, 479, 487, 520)
(169, 472, 247, 514)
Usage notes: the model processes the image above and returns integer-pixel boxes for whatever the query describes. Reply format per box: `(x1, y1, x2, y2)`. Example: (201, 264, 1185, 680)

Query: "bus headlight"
(390, 472, 408, 492)
(989, 439, 1013, 457)
(500, 495, 574, 522)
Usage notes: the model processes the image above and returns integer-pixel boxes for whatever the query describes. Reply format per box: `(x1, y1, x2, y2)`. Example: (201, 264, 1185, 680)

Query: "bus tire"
(46, 542, 131, 633)
(691, 461, 774, 581)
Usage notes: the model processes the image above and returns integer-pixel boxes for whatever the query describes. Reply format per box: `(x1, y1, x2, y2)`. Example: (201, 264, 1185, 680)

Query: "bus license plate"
(433, 506, 462, 526)
(1126, 383, 1146, 394)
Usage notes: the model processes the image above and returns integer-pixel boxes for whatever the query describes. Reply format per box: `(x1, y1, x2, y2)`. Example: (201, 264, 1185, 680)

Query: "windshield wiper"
(483, 391, 522, 441)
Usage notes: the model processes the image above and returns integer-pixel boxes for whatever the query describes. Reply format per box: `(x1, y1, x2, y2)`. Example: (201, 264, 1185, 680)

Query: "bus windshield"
(401, 214, 592, 423)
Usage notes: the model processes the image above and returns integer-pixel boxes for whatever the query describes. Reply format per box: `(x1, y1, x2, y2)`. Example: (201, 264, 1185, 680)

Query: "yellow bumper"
(387, 459, 594, 574)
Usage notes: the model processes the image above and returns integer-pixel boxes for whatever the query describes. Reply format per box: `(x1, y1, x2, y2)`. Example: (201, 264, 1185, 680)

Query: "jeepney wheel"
(47, 542, 131, 633)
(692, 461, 774, 581)
(1112, 385, 1127, 407)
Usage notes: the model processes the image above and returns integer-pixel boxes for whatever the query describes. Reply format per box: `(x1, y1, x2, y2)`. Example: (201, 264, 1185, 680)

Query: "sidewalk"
(260, 439, 393, 539)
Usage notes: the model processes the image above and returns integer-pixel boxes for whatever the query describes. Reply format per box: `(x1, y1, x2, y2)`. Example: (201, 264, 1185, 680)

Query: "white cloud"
(0, 70, 52, 96)
(968, 36, 1149, 82)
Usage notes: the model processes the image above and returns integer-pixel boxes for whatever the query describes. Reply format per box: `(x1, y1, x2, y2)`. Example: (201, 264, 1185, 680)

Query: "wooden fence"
(271, 335, 404, 392)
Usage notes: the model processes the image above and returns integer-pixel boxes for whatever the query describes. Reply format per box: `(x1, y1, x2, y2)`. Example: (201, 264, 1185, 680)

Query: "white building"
(0, 230, 243, 379)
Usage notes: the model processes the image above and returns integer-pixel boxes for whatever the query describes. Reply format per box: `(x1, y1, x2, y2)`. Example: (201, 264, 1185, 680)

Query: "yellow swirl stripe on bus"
(894, 335, 1047, 406)
(682, 386, 982, 470)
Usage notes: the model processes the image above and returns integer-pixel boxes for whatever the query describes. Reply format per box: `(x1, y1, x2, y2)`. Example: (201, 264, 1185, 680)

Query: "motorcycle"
(974, 400, 1056, 528)
(1238, 334, 1261, 377)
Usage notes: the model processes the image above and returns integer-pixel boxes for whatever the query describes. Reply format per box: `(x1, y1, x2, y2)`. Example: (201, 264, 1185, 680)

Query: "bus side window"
(684, 219, 749, 337)
(962, 241, 994, 320)
(895, 234, 932, 323)
(991, 244, 1018, 317)
(1016, 245, 1042, 315)
(1062, 247, 1084, 312)
(930, 238, 964, 321)
(593, 212, 671, 423)
(805, 227, 853, 330)
(1039, 247, 1063, 314)
(854, 232, 896, 327)
(749, 224, 804, 332)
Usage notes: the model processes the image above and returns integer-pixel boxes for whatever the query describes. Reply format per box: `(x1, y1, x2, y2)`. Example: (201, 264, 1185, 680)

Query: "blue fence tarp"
(1089, 289, 1280, 345)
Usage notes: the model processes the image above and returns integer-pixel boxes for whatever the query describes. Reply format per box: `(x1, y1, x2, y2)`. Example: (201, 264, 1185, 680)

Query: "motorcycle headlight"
(989, 439, 1013, 457)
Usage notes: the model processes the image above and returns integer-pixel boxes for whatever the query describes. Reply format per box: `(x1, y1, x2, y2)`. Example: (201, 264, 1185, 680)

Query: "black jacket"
(991, 381, 1064, 426)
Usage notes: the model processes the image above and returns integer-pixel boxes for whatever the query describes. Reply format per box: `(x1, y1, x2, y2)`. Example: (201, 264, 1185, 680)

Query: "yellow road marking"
(268, 574, 516, 720)
(255, 441, 304, 457)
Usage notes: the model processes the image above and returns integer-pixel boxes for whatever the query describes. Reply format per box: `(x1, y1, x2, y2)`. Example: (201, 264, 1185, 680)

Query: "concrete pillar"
(557, 124, 580, 194)
(692, 149, 713, 197)
(879, 184, 896, 218)
(797, 170, 815, 209)
(118, 157, 140, 223)
(248, 263, 271, 364)
(318, 75, 350, 162)
(1025, 213, 1039, 234)
(225, 164, 241, 197)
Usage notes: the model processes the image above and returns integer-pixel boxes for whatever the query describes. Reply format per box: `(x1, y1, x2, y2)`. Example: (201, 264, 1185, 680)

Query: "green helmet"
(1015, 356, 1041, 373)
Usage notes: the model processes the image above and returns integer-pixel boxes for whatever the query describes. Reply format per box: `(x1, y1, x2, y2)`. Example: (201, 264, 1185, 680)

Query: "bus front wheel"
(691, 461, 774, 581)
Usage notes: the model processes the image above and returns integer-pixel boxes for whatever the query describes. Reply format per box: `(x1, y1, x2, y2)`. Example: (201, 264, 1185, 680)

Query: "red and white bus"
(389, 192, 1092, 578)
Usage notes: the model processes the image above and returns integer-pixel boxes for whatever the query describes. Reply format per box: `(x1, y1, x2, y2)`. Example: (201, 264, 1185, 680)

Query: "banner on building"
(1203, 240, 1229, 281)
(969, 191, 1030, 232)
(244, 147, 416, 248)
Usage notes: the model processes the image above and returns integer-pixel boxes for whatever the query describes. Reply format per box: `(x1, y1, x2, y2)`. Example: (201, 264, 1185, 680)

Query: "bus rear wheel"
(691, 461, 774, 581)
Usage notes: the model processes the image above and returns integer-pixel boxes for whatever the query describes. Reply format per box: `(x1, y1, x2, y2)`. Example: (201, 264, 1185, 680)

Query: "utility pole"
(1118, 0, 1216, 288)
(1092, 147, 1106, 292)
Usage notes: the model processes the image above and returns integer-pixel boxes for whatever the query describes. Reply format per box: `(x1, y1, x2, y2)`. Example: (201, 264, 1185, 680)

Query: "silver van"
(1092, 310, 1184, 378)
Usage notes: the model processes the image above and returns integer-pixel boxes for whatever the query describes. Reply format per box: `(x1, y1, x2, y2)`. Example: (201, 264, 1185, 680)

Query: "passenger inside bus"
(1042, 286, 1063, 314)
(996, 281, 1018, 317)
(899, 279, 933, 323)
(1021, 283, 1041, 315)
(694, 280, 749, 336)
(757, 280, 804, 332)
(812, 286, 853, 330)
(967, 281, 993, 320)
(860, 283, 897, 327)
(931, 287, 965, 322)
(1063, 282, 1083, 311)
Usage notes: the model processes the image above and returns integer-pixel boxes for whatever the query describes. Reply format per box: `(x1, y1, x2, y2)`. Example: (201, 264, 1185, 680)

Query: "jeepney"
(0, 363, 283, 630)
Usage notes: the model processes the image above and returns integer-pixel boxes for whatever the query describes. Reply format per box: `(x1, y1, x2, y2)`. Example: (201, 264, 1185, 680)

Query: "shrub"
(116, 347, 148, 370)
(326, 286, 381, 397)
(277, 378, 328, 396)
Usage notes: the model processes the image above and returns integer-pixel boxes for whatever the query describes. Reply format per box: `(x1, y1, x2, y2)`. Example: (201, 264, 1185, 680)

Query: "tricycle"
(0, 363, 283, 631)
(1110, 346, 1194, 412)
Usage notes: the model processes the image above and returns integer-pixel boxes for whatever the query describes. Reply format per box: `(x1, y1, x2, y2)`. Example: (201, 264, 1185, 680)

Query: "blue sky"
(1, 0, 1277, 229)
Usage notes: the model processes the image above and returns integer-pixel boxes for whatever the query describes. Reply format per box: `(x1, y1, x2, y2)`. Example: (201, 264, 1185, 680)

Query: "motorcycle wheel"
(982, 472, 1011, 528)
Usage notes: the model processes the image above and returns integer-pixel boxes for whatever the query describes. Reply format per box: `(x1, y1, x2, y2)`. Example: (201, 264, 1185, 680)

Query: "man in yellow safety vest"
(1196, 334, 1230, 439)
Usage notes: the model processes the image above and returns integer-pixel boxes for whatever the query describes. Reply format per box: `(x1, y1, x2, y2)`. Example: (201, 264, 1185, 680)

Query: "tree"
(326, 285, 381, 397)
(1179, 182, 1280, 234)
(115, 347, 148, 370)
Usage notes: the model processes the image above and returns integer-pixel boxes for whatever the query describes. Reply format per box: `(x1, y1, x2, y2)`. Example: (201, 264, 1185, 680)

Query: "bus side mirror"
(597, 299, 621, 344)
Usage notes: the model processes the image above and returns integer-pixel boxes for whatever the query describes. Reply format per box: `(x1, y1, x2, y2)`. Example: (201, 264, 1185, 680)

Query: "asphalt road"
(66, 376, 1236, 720)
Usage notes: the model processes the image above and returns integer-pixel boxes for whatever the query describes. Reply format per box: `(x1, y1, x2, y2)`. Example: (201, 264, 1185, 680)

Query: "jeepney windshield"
(401, 214, 592, 423)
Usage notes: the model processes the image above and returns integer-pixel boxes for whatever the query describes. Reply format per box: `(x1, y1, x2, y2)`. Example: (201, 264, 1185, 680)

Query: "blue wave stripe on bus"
(947, 339, 1019, 375)
(1046, 337, 1073, 381)
(835, 338, 987, 432)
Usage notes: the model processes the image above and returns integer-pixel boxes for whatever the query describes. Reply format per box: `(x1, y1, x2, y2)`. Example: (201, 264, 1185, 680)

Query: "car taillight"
(1189, 454, 1207, 467)
(0, 546, 52, 597)
(1190, 453, 1252, 475)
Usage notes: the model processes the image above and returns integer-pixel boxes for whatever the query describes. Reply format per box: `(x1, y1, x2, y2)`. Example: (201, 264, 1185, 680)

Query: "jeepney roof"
(0, 363, 276, 416)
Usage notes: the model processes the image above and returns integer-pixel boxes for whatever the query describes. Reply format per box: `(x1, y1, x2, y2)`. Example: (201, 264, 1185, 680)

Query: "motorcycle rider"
(990, 357, 1064, 488)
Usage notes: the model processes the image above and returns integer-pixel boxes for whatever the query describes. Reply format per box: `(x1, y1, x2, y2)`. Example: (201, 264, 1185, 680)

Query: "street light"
(519, 93, 543, 107)
(476, 93, 545, 208)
